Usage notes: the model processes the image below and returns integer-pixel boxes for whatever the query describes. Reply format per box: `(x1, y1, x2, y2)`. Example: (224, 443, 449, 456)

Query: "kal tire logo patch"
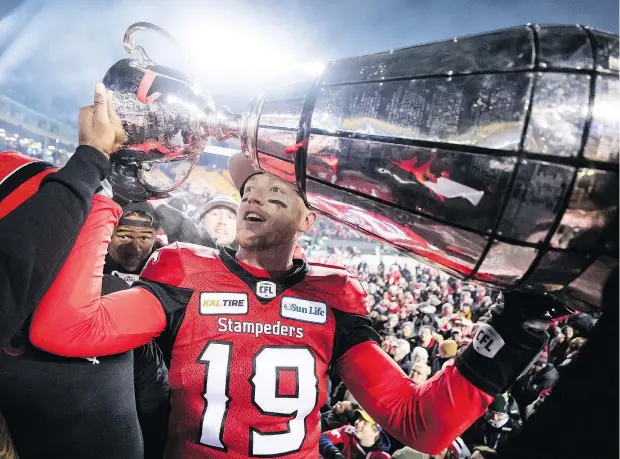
(200, 293, 248, 315)
(472, 323, 505, 358)
(281, 297, 327, 324)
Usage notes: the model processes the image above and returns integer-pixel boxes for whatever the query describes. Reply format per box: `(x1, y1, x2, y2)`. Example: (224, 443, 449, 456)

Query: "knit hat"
(439, 339, 458, 358)
(488, 394, 508, 414)
(411, 346, 429, 362)
(201, 194, 239, 217)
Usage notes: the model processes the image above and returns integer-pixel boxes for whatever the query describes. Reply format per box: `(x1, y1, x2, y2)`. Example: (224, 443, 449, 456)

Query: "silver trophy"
(103, 22, 238, 202)
(108, 23, 619, 310)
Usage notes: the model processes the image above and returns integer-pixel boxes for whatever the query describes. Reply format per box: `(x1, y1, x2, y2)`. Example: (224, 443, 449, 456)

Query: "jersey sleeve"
(336, 341, 493, 455)
(0, 147, 107, 347)
(332, 273, 380, 360)
(29, 196, 168, 357)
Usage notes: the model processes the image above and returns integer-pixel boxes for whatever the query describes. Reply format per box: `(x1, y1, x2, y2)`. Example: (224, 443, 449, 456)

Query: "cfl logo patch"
(472, 323, 505, 358)
(256, 281, 276, 299)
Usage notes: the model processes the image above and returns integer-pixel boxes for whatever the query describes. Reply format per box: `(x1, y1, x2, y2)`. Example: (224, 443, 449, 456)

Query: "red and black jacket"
(0, 146, 109, 346)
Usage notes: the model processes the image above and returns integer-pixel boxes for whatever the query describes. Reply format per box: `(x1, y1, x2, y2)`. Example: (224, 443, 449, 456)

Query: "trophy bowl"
(233, 24, 619, 310)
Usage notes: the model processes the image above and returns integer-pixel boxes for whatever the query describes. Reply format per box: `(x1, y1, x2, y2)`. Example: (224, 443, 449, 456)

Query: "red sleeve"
(323, 426, 347, 447)
(29, 195, 167, 357)
(336, 341, 493, 455)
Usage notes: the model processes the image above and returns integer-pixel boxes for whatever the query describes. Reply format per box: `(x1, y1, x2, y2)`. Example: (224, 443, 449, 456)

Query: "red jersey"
(138, 243, 369, 458)
(30, 197, 494, 458)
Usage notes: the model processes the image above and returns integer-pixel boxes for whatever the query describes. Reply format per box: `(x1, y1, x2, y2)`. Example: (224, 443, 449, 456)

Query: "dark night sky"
(0, 0, 617, 123)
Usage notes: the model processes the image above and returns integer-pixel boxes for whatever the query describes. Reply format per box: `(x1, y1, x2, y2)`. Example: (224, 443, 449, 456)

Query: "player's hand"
(455, 291, 556, 395)
(79, 83, 126, 158)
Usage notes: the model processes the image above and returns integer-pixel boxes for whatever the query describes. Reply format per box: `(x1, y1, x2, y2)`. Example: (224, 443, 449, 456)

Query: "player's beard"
(237, 220, 297, 253)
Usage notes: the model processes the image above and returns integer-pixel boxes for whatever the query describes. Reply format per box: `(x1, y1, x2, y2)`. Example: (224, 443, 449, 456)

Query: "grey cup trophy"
(225, 24, 619, 311)
(108, 23, 619, 310)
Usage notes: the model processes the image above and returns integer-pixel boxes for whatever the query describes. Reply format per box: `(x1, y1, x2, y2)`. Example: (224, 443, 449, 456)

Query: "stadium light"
(180, 25, 325, 81)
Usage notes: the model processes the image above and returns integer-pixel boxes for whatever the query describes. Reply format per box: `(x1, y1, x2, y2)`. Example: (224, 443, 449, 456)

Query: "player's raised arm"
(335, 277, 550, 455)
(29, 191, 168, 358)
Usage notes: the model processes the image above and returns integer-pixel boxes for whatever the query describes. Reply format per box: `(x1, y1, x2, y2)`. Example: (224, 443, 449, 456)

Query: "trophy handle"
(123, 22, 180, 65)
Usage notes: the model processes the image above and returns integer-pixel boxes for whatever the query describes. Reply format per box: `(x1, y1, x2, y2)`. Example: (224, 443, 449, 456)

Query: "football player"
(30, 152, 551, 458)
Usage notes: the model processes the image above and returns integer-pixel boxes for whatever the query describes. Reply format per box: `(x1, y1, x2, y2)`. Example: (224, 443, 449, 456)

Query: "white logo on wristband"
(472, 323, 505, 358)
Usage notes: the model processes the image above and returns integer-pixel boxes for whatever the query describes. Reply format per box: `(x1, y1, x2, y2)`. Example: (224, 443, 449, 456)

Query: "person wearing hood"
(462, 395, 517, 451)
(320, 410, 391, 459)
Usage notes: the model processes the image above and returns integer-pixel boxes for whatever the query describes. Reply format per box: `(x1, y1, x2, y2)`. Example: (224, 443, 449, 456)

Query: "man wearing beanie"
(462, 395, 517, 451)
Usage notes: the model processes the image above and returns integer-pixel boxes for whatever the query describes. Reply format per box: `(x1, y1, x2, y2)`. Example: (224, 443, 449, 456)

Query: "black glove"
(332, 452, 346, 459)
(455, 291, 559, 395)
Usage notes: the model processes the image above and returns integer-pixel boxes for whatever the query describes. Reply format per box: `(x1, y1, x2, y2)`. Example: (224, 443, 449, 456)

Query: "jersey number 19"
(198, 342, 319, 456)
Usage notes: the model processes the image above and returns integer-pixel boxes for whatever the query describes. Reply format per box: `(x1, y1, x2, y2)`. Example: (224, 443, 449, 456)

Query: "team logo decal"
(472, 323, 505, 358)
(200, 293, 248, 315)
(256, 281, 277, 299)
(280, 297, 327, 324)
(111, 271, 140, 286)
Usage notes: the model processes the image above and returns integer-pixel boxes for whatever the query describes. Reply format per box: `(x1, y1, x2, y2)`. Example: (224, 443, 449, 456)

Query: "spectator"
(432, 340, 457, 374)
(199, 194, 238, 247)
(416, 326, 439, 370)
(458, 300, 473, 321)
(549, 325, 573, 364)
(390, 339, 413, 375)
(450, 328, 463, 346)
(104, 202, 161, 286)
(321, 401, 360, 432)
(456, 319, 474, 339)
(399, 322, 416, 349)
(462, 395, 517, 451)
(511, 360, 559, 418)
(411, 346, 429, 365)
(563, 336, 586, 363)
(409, 363, 431, 385)
(319, 410, 391, 459)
